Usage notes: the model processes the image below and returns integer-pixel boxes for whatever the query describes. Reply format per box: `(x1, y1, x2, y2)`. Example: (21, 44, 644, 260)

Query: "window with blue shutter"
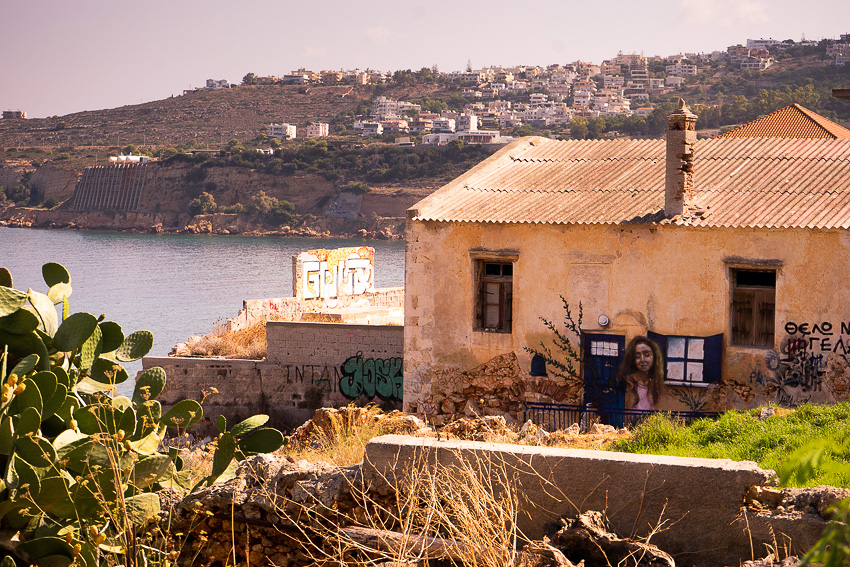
(648, 331, 723, 385)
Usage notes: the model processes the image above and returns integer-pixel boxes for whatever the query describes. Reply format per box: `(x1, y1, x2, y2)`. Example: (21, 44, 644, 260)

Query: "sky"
(2, 0, 850, 118)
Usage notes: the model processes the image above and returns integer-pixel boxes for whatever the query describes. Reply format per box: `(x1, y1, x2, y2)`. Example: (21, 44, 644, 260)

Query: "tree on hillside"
(250, 191, 295, 225)
(570, 117, 589, 140)
(188, 191, 217, 215)
(242, 72, 257, 85)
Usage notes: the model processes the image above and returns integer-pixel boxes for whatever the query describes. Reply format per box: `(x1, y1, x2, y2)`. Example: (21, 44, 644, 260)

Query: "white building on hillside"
(206, 79, 231, 89)
(268, 123, 297, 140)
(305, 123, 330, 138)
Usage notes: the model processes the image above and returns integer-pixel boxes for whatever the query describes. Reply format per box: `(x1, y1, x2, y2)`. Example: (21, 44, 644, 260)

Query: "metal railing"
(523, 402, 720, 430)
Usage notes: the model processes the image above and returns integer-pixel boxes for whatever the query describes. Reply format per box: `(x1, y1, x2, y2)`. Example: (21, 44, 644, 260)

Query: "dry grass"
(273, 443, 531, 567)
(285, 405, 423, 467)
(183, 317, 267, 359)
(280, 406, 631, 470)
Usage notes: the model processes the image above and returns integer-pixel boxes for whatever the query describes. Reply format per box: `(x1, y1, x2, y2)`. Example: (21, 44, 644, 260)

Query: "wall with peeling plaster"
(404, 219, 850, 415)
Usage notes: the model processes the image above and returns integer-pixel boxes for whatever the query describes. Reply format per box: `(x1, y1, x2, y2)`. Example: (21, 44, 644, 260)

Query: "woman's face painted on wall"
(635, 343, 654, 373)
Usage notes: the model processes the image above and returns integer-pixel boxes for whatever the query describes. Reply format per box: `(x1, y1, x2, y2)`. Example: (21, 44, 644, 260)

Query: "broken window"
(476, 260, 513, 333)
(731, 269, 776, 348)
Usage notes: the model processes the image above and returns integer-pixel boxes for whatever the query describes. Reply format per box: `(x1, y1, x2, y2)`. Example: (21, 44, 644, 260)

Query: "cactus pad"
(53, 312, 98, 352)
(41, 263, 71, 287)
(116, 330, 153, 362)
(98, 321, 124, 353)
(132, 367, 166, 405)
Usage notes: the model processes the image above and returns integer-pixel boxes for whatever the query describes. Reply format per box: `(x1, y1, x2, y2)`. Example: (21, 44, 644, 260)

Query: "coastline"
(0, 206, 405, 240)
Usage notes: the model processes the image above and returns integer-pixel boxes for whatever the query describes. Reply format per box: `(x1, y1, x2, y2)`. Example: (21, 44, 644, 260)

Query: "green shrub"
(344, 181, 370, 194)
(188, 191, 217, 215)
(183, 165, 207, 184)
(222, 203, 246, 214)
(614, 403, 850, 487)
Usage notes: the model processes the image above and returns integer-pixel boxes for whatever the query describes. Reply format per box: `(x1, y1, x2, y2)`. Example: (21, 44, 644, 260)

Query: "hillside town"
(171, 34, 850, 145)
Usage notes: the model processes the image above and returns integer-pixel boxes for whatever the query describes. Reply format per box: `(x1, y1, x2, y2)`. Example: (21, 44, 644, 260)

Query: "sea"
(0, 227, 406, 394)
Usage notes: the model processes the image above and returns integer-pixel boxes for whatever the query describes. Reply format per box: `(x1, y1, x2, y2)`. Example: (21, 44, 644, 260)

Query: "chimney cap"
(669, 98, 697, 118)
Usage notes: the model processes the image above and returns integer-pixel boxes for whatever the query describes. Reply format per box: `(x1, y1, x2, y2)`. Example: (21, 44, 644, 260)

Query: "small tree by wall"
(524, 297, 584, 383)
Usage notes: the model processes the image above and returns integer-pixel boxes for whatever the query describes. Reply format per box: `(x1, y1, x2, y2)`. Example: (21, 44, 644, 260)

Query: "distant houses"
(268, 123, 297, 140)
(181, 32, 849, 149)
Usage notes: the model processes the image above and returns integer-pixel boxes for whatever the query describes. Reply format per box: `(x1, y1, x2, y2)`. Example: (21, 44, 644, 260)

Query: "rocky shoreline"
(0, 206, 405, 240)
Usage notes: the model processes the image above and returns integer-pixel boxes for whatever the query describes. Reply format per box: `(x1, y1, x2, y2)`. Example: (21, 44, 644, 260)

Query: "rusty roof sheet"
(410, 135, 850, 229)
(716, 104, 850, 139)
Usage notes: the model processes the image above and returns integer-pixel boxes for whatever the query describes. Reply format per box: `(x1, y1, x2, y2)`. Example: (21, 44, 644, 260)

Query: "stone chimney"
(665, 98, 697, 217)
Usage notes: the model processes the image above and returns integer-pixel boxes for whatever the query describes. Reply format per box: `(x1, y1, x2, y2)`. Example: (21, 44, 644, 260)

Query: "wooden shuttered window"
(731, 270, 775, 348)
(477, 261, 513, 332)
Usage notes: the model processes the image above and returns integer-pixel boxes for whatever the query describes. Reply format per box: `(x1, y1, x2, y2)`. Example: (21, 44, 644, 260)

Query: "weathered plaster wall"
(145, 322, 403, 430)
(404, 219, 850, 414)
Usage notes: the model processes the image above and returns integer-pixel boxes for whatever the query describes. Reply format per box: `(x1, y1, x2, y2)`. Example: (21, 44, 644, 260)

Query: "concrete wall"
(230, 287, 404, 331)
(404, 220, 850, 415)
(364, 435, 826, 567)
(145, 322, 403, 431)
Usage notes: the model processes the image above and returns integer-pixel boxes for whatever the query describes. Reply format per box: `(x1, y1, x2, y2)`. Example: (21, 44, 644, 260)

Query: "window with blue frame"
(648, 332, 723, 386)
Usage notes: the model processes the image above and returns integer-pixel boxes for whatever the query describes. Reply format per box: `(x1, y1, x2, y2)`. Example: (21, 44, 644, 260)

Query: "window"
(476, 260, 513, 332)
(731, 269, 776, 347)
(648, 332, 723, 386)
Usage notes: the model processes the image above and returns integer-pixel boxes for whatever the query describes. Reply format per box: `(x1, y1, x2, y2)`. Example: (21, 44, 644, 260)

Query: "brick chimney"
(665, 98, 697, 217)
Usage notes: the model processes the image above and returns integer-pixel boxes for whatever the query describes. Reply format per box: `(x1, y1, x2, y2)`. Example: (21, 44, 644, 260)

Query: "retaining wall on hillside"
(144, 322, 403, 431)
(363, 435, 828, 567)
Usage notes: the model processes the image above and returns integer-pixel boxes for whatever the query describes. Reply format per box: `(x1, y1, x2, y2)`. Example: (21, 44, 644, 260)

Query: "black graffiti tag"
(339, 352, 403, 401)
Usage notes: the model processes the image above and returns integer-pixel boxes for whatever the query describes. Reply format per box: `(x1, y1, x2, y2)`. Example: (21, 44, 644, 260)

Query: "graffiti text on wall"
(339, 351, 403, 401)
(294, 247, 375, 300)
(759, 320, 849, 407)
(782, 321, 850, 354)
(274, 364, 341, 391)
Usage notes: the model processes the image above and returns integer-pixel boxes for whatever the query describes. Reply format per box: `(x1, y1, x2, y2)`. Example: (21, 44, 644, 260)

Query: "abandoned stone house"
(403, 101, 850, 424)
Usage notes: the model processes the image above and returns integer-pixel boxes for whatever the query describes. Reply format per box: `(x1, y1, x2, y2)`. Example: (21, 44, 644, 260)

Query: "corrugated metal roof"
(716, 104, 850, 139)
(410, 135, 850, 229)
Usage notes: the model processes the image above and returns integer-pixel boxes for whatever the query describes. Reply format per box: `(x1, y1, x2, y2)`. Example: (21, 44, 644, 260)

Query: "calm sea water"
(0, 227, 405, 392)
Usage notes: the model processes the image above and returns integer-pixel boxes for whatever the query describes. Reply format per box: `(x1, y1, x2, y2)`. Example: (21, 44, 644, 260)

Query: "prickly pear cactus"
(0, 263, 285, 567)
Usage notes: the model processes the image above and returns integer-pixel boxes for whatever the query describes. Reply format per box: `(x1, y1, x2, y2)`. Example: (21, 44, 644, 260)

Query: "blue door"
(583, 334, 626, 427)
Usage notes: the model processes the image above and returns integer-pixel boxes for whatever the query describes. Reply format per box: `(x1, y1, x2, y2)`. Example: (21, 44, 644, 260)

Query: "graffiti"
(671, 386, 709, 412)
(339, 351, 403, 401)
(294, 247, 375, 300)
(780, 321, 850, 355)
(275, 364, 341, 392)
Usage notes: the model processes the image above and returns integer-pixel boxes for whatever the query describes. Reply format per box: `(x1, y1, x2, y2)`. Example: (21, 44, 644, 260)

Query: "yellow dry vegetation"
(184, 317, 268, 359)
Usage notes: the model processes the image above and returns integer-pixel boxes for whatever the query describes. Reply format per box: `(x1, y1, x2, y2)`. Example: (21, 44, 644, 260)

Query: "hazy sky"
(3, 0, 850, 118)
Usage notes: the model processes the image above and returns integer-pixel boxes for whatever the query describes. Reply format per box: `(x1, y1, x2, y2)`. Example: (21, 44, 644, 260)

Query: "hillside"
(0, 83, 452, 150)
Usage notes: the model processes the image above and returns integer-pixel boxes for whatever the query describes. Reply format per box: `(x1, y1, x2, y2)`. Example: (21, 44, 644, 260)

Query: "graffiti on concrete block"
(339, 351, 403, 401)
(294, 247, 375, 300)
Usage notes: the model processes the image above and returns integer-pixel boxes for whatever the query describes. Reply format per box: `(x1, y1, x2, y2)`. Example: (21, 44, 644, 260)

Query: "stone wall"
(144, 322, 403, 431)
(410, 351, 582, 427)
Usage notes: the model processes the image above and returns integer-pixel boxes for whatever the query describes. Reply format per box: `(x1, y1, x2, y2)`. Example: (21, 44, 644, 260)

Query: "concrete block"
(363, 435, 823, 567)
